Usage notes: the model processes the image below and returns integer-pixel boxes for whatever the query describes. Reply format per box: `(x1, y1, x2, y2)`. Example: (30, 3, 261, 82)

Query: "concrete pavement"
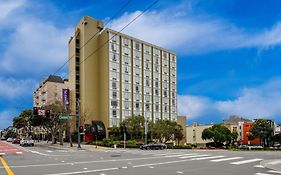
(1, 141, 281, 175)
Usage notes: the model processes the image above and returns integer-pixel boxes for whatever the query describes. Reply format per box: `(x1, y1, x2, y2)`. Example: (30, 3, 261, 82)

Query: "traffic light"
(33, 107, 38, 115)
(45, 110, 50, 118)
(79, 126, 83, 133)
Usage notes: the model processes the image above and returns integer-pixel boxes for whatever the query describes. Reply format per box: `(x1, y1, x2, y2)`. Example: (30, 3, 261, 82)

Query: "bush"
(173, 145, 192, 149)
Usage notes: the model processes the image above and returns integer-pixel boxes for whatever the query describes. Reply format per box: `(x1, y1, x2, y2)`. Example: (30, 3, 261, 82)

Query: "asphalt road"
(0, 141, 281, 175)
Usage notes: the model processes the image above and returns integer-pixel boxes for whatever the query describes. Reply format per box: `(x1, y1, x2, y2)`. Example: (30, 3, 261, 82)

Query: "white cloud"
(178, 78, 281, 122)
(1, 20, 72, 75)
(109, 7, 281, 54)
(0, 77, 36, 99)
(0, 1, 72, 76)
(178, 95, 214, 119)
(0, 0, 25, 20)
(216, 78, 281, 119)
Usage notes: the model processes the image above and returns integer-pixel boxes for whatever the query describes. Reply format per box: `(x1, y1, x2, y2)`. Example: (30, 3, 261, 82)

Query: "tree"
(250, 119, 273, 147)
(13, 109, 33, 137)
(38, 101, 69, 144)
(271, 133, 281, 144)
(152, 120, 182, 143)
(231, 131, 238, 146)
(202, 124, 232, 147)
(120, 115, 145, 140)
(108, 126, 120, 140)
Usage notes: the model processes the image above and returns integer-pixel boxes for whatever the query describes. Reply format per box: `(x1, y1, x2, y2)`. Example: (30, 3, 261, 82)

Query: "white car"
(7, 138, 13, 142)
(20, 138, 34, 146)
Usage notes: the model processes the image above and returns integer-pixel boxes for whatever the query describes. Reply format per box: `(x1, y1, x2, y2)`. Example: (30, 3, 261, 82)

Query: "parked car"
(20, 138, 34, 147)
(12, 138, 21, 144)
(6, 138, 13, 142)
(140, 142, 167, 150)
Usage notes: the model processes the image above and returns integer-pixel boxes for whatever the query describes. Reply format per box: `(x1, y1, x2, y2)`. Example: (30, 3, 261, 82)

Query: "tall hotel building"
(68, 16, 177, 130)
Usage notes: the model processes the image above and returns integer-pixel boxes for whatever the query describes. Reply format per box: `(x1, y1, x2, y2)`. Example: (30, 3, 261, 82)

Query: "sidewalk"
(261, 159, 281, 172)
(36, 141, 113, 151)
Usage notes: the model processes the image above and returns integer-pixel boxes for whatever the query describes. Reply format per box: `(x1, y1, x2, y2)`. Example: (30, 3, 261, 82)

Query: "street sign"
(59, 115, 72, 120)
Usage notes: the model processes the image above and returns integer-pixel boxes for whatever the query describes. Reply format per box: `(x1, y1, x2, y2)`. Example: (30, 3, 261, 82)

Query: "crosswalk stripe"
(268, 170, 281, 174)
(253, 165, 264, 168)
(179, 154, 210, 159)
(165, 153, 198, 158)
(191, 155, 225, 160)
(255, 173, 273, 175)
(210, 157, 243, 162)
(16, 152, 23, 154)
(230, 158, 263, 165)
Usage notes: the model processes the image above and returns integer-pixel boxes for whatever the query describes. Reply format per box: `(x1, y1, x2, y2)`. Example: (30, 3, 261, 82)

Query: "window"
(145, 63, 150, 70)
(145, 103, 150, 111)
(111, 100, 118, 108)
(112, 82, 117, 89)
(111, 62, 119, 71)
(135, 85, 139, 93)
(155, 89, 159, 95)
(112, 91, 117, 99)
(135, 102, 140, 109)
(123, 74, 130, 82)
(163, 90, 167, 97)
(123, 83, 129, 91)
(111, 43, 117, 52)
(164, 106, 168, 112)
(155, 81, 159, 87)
(135, 42, 140, 50)
(155, 104, 159, 111)
(112, 110, 117, 117)
(145, 79, 150, 86)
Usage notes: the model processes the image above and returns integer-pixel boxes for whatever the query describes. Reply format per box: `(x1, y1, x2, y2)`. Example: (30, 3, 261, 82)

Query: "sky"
(1, 0, 281, 129)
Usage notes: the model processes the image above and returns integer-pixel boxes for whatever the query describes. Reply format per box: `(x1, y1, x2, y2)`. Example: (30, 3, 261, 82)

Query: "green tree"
(120, 115, 145, 140)
(152, 120, 182, 143)
(108, 126, 120, 140)
(249, 119, 273, 147)
(271, 133, 281, 144)
(202, 124, 232, 147)
(231, 131, 238, 146)
(38, 101, 69, 144)
(13, 109, 33, 137)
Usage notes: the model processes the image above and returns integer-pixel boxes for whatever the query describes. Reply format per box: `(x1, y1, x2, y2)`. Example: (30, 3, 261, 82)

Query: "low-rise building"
(238, 121, 260, 145)
(186, 122, 213, 147)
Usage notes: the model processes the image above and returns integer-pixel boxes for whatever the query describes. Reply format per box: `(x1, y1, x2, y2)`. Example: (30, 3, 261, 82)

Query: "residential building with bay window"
(68, 16, 177, 136)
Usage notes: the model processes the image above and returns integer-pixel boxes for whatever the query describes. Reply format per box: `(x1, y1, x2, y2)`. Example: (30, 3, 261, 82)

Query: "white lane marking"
(191, 155, 225, 160)
(3, 155, 175, 168)
(16, 152, 23, 154)
(122, 166, 128, 169)
(44, 167, 118, 175)
(268, 170, 281, 174)
(57, 150, 68, 153)
(267, 160, 281, 165)
(179, 154, 210, 159)
(0, 153, 6, 155)
(149, 166, 154, 168)
(155, 152, 189, 156)
(29, 150, 69, 157)
(211, 157, 243, 162)
(46, 150, 53, 153)
(176, 171, 183, 174)
(255, 173, 273, 175)
(165, 153, 198, 158)
(231, 158, 263, 165)
(133, 159, 192, 168)
(253, 165, 264, 168)
(61, 161, 65, 163)
(83, 168, 87, 170)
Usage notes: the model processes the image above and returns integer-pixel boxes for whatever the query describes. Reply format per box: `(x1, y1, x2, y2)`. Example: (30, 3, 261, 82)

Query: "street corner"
(260, 159, 281, 172)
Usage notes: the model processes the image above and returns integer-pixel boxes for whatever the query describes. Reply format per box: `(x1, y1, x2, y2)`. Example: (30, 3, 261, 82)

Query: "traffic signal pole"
(77, 99, 81, 149)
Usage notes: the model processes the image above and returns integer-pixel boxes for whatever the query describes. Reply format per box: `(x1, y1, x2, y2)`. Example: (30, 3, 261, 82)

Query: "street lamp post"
(145, 119, 148, 145)
(77, 99, 81, 149)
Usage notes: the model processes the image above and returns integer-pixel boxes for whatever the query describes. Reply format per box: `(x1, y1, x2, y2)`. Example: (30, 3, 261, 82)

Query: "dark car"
(140, 142, 167, 150)
(12, 138, 21, 144)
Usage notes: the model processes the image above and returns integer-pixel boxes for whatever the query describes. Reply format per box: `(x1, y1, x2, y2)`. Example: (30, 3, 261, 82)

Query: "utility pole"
(123, 125, 126, 149)
(77, 99, 81, 149)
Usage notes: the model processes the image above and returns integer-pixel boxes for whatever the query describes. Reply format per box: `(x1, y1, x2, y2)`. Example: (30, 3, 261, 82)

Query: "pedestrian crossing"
(106, 149, 265, 166)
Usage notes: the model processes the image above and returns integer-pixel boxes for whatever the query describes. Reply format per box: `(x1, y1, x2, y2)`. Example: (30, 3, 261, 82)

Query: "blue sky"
(1, 0, 281, 129)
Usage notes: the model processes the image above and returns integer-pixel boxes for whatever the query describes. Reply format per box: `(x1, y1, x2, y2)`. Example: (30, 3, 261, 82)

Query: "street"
(0, 141, 281, 175)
